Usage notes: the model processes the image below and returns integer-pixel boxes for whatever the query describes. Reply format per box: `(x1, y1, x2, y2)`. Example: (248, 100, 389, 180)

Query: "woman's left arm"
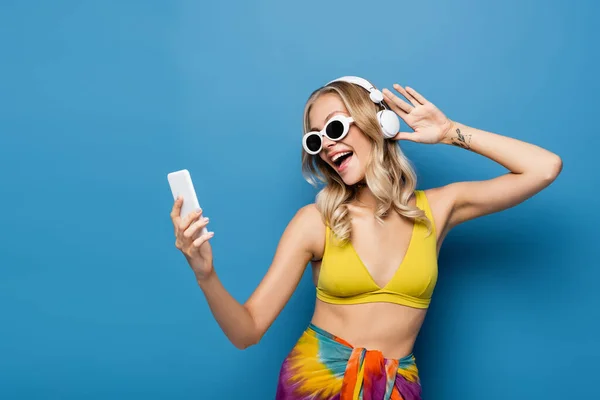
(382, 84, 563, 230)
(438, 121, 562, 228)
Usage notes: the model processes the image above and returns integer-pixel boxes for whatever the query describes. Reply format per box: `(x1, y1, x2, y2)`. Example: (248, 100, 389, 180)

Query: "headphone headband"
(326, 76, 384, 103)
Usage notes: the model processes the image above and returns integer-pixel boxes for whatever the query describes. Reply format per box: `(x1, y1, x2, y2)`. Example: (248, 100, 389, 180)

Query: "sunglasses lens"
(305, 133, 322, 153)
(325, 120, 345, 140)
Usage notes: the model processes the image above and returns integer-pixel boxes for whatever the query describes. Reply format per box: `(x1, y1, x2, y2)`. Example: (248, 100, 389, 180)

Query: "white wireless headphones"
(326, 76, 400, 139)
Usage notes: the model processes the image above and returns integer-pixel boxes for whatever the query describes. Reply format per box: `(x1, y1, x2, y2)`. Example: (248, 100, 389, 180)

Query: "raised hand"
(382, 84, 455, 144)
(170, 197, 214, 280)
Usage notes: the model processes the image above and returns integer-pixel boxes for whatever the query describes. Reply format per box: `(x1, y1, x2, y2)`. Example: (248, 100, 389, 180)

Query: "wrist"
(195, 266, 217, 288)
(443, 121, 473, 150)
(440, 119, 459, 145)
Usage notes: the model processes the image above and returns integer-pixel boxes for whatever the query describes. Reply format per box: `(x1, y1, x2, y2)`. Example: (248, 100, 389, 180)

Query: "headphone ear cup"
(369, 89, 384, 103)
(377, 110, 400, 139)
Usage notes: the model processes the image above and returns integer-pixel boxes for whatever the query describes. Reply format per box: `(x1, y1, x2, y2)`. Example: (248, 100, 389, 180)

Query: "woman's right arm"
(170, 198, 323, 349)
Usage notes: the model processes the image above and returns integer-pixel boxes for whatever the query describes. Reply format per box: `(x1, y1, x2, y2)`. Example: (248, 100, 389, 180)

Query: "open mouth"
(332, 151, 353, 169)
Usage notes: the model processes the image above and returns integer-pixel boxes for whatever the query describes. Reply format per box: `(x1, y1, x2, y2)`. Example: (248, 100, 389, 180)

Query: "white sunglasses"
(302, 115, 355, 155)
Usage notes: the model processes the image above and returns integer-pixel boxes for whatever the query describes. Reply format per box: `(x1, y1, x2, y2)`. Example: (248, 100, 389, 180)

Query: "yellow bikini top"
(316, 190, 438, 309)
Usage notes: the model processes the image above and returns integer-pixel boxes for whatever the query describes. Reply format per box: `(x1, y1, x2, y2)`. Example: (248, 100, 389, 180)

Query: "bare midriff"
(310, 298, 427, 359)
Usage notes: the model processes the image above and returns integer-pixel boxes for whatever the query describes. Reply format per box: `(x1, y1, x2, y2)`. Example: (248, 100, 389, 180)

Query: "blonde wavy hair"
(301, 80, 432, 243)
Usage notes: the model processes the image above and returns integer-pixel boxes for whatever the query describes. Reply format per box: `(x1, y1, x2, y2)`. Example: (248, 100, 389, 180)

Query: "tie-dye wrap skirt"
(276, 323, 422, 400)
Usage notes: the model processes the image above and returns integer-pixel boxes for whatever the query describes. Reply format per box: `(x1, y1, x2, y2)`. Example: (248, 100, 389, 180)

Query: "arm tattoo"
(450, 128, 472, 150)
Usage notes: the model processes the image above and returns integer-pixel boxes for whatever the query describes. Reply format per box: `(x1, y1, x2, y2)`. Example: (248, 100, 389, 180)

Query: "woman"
(169, 76, 562, 399)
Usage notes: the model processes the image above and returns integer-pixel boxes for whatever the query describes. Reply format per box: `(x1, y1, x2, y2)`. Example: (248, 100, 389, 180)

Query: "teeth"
(332, 151, 351, 162)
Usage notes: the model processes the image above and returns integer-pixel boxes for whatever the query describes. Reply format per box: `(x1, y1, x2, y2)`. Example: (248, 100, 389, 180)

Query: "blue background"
(1, 0, 598, 399)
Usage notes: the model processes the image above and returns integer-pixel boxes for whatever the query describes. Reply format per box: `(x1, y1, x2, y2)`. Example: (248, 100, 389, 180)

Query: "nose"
(321, 135, 336, 149)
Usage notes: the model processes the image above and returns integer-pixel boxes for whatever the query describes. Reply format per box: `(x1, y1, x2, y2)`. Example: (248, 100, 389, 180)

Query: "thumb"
(392, 131, 418, 142)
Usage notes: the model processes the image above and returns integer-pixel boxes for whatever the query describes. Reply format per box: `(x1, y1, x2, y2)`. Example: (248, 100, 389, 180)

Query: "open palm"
(382, 84, 454, 144)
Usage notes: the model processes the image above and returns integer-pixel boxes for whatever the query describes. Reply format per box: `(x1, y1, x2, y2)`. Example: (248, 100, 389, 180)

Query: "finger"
(382, 88, 412, 114)
(178, 208, 203, 231)
(184, 217, 209, 239)
(382, 93, 409, 117)
(392, 84, 419, 107)
(170, 196, 184, 221)
(193, 231, 215, 247)
(405, 86, 427, 105)
(392, 131, 419, 142)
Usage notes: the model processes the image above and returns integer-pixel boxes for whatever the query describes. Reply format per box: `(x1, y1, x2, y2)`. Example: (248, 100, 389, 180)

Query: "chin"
(330, 155, 365, 187)
(340, 170, 365, 187)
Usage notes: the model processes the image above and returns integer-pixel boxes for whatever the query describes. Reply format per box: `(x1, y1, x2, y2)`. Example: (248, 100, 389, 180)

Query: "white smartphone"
(167, 169, 208, 236)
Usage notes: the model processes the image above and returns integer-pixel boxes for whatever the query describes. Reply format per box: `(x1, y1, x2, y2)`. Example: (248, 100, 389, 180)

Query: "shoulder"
(293, 203, 324, 227)
(422, 185, 456, 211)
(288, 203, 326, 256)
(291, 203, 325, 241)
(418, 185, 454, 206)
(421, 185, 457, 241)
